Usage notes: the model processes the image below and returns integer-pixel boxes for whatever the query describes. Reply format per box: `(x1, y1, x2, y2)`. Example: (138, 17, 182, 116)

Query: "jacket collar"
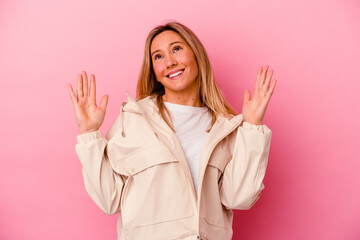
(123, 91, 244, 158)
(123, 91, 243, 141)
(123, 91, 243, 133)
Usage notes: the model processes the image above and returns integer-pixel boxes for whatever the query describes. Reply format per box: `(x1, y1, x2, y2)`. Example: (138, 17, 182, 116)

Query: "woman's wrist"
(79, 128, 99, 134)
(243, 120, 262, 125)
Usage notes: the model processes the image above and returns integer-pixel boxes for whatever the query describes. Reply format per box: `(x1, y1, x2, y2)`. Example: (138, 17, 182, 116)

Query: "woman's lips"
(167, 69, 185, 80)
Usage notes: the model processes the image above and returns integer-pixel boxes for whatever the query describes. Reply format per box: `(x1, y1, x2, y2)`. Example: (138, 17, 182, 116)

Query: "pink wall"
(0, 0, 359, 239)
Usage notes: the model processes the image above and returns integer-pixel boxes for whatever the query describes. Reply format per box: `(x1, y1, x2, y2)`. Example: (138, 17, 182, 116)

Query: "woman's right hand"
(67, 71, 109, 134)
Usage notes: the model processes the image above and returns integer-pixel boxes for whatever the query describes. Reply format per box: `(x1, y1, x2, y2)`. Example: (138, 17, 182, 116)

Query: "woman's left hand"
(241, 65, 277, 125)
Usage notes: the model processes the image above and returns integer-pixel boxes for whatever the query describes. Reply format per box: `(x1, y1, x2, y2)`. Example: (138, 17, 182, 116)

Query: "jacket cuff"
(77, 130, 103, 144)
(242, 122, 271, 134)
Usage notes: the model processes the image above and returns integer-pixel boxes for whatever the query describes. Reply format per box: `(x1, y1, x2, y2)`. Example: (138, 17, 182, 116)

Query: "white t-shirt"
(164, 102, 212, 195)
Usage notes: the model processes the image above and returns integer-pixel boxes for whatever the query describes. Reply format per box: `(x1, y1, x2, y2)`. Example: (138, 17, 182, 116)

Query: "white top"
(164, 102, 212, 195)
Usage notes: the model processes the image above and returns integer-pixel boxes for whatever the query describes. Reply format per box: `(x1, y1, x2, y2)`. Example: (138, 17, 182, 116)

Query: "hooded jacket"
(75, 93, 272, 240)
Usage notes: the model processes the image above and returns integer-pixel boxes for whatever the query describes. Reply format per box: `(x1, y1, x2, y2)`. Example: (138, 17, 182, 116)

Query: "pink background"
(0, 0, 359, 239)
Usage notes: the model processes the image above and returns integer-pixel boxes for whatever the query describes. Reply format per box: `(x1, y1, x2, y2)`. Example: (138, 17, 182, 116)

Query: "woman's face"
(150, 30, 199, 100)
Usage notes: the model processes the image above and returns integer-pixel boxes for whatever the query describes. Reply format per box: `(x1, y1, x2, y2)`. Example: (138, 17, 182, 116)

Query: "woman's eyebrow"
(151, 41, 184, 57)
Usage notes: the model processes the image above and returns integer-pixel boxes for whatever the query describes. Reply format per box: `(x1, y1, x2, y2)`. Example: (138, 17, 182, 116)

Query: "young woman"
(68, 21, 276, 240)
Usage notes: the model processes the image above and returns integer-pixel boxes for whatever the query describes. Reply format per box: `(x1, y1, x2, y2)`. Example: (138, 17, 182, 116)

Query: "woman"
(68, 21, 276, 240)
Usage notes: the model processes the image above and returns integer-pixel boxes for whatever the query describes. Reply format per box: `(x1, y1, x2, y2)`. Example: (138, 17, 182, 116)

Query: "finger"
(255, 66, 262, 90)
(77, 74, 83, 99)
(82, 71, 88, 97)
(266, 79, 277, 100)
(244, 89, 251, 104)
(67, 84, 78, 104)
(263, 69, 274, 92)
(259, 65, 269, 88)
(99, 94, 109, 112)
(89, 74, 96, 102)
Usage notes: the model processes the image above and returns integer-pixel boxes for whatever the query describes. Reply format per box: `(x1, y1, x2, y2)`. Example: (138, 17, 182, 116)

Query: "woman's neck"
(162, 92, 202, 107)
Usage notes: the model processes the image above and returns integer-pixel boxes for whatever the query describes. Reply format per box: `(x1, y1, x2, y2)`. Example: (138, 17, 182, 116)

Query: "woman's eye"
(154, 55, 162, 60)
(174, 46, 181, 52)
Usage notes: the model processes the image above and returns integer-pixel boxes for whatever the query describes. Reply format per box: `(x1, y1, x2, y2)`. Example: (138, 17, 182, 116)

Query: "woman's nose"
(166, 55, 177, 68)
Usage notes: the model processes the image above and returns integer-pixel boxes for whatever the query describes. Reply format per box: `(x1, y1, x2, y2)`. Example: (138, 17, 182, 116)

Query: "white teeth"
(168, 70, 183, 78)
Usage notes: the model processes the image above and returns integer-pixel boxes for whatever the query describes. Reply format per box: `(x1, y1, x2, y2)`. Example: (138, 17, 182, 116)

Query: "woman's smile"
(167, 69, 185, 79)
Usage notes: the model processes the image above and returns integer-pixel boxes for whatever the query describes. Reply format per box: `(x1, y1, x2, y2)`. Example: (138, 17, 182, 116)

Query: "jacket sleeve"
(220, 121, 272, 210)
(75, 115, 125, 215)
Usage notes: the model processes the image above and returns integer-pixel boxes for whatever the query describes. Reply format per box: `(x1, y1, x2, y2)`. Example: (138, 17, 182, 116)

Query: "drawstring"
(120, 101, 127, 138)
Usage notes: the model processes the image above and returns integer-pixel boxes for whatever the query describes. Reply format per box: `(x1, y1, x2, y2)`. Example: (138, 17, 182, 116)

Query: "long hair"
(136, 21, 237, 131)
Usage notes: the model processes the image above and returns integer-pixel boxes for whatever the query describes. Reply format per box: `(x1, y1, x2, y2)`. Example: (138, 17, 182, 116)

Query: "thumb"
(244, 89, 251, 104)
(99, 94, 109, 112)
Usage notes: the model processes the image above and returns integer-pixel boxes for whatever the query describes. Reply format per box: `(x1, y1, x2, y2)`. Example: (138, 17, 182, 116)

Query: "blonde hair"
(136, 21, 237, 131)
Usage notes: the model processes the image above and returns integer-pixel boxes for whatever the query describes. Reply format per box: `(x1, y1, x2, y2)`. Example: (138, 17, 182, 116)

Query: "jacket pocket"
(117, 144, 194, 228)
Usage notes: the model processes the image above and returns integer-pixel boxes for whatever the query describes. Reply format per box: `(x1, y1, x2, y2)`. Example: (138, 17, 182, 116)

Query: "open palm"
(242, 65, 277, 125)
(67, 71, 109, 134)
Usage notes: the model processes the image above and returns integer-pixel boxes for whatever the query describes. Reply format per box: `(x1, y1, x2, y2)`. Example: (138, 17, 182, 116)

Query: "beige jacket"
(75, 93, 272, 240)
